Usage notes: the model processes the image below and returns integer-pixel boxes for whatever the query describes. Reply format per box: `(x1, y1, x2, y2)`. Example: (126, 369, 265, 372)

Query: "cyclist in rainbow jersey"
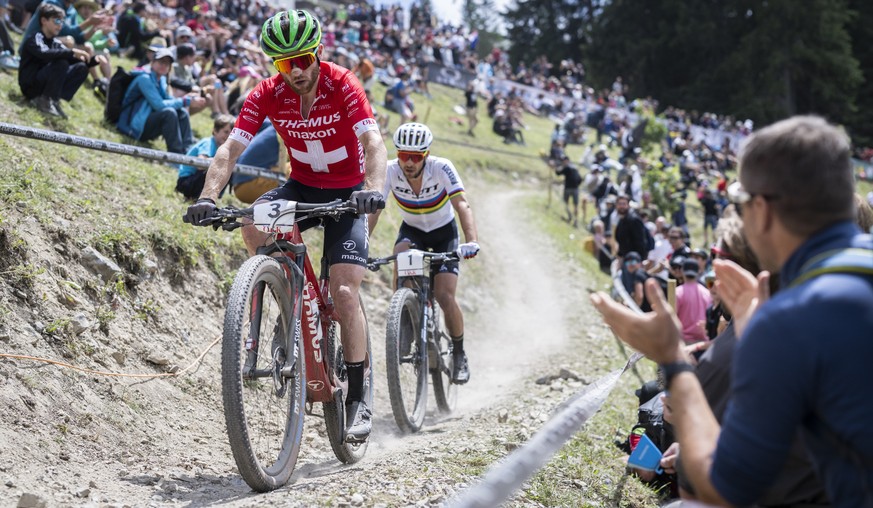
(368, 123, 479, 384)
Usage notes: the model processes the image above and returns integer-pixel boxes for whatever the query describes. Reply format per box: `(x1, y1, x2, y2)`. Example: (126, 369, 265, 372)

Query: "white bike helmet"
(393, 123, 433, 152)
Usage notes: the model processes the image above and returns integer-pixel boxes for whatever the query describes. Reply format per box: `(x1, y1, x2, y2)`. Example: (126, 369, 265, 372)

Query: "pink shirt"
(675, 281, 712, 343)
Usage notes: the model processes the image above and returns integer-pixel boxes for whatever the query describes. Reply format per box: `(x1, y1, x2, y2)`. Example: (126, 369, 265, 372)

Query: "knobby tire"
(385, 287, 428, 432)
(221, 255, 306, 492)
(429, 302, 458, 413)
(323, 294, 373, 463)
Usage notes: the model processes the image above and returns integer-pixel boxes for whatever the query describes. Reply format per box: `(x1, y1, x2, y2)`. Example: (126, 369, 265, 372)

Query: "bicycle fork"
(242, 261, 302, 392)
(419, 298, 433, 370)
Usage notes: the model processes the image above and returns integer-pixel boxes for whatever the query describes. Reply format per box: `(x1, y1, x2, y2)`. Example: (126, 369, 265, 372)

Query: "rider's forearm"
(200, 141, 242, 202)
(368, 209, 382, 236)
(457, 201, 478, 243)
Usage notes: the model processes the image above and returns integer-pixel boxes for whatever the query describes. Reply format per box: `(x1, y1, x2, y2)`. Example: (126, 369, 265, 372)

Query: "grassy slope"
(0, 60, 655, 506)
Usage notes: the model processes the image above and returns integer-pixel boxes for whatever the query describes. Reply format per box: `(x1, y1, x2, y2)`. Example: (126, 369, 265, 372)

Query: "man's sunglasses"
(727, 181, 779, 217)
(710, 244, 733, 260)
(52, 17, 63, 26)
(273, 52, 317, 73)
(397, 151, 428, 163)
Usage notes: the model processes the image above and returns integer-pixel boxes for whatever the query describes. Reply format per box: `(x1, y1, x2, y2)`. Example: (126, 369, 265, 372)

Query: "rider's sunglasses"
(273, 51, 317, 73)
(397, 150, 428, 163)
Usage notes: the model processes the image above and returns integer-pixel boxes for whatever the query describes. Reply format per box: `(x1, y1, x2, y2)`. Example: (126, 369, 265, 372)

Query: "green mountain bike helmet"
(260, 9, 322, 58)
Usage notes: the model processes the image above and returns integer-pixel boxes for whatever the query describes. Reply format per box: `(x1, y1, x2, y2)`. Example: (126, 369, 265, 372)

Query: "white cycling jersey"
(380, 155, 465, 232)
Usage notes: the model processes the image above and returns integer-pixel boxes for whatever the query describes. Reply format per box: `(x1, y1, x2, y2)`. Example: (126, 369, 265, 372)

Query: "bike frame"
(264, 225, 340, 404)
(402, 275, 432, 365)
(396, 251, 444, 369)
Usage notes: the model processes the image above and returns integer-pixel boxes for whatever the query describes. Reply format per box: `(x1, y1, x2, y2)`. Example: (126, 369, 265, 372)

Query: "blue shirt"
(231, 121, 279, 186)
(711, 221, 873, 506)
(178, 137, 217, 178)
(116, 70, 185, 141)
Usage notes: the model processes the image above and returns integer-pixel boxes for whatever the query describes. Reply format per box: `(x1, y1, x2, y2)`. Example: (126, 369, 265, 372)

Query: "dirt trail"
(0, 181, 606, 507)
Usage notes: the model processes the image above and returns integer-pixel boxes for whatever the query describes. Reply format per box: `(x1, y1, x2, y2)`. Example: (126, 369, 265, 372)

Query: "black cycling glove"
(349, 190, 385, 214)
(183, 198, 217, 225)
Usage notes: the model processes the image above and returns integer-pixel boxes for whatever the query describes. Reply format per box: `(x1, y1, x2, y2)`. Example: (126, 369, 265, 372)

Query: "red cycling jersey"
(229, 61, 379, 189)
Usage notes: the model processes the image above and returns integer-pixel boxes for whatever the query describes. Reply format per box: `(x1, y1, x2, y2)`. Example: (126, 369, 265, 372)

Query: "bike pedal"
(344, 434, 368, 445)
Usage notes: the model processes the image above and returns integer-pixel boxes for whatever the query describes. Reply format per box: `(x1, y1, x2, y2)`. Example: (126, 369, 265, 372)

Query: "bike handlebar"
(367, 250, 461, 272)
(200, 199, 360, 231)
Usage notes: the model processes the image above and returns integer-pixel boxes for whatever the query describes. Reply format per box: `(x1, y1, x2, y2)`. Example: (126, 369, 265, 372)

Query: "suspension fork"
(417, 276, 431, 364)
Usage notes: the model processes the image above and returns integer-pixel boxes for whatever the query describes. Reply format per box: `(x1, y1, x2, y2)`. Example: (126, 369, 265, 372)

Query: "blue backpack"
(789, 246, 873, 288)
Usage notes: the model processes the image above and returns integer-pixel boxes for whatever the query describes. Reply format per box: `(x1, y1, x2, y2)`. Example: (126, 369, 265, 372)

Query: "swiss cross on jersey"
(229, 62, 379, 189)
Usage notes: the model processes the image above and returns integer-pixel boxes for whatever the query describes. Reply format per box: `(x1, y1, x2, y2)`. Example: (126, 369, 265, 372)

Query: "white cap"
(175, 25, 194, 38)
(153, 47, 175, 62)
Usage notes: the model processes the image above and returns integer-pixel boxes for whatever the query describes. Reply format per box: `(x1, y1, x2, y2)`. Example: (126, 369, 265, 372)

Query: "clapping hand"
(590, 279, 687, 365)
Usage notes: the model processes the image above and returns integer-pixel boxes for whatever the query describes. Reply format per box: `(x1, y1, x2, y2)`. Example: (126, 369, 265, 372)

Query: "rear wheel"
(385, 288, 428, 432)
(221, 255, 305, 492)
(323, 295, 373, 463)
(431, 304, 458, 413)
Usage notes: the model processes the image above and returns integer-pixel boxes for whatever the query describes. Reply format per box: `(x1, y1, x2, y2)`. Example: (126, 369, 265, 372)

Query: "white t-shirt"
(381, 155, 465, 232)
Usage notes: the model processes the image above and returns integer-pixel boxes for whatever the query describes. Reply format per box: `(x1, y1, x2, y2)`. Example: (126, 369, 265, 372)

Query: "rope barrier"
(0, 335, 220, 379)
(0, 122, 285, 182)
(449, 262, 647, 507)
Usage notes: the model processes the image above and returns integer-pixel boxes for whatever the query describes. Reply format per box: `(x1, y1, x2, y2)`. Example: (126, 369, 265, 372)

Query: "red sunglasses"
(273, 51, 317, 73)
(710, 244, 733, 260)
(397, 150, 428, 163)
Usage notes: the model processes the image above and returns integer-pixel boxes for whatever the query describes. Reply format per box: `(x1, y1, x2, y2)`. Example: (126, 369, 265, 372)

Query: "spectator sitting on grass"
(71, 0, 114, 93)
(176, 114, 234, 200)
(230, 121, 291, 205)
(0, 2, 20, 70)
(385, 70, 415, 123)
(117, 47, 207, 154)
(18, 2, 93, 118)
(169, 43, 228, 117)
(18, 0, 113, 57)
(116, 2, 159, 61)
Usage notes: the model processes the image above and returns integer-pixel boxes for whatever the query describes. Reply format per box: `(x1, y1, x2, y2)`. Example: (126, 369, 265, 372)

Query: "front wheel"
(221, 255, 306, 492)
(386, 288, 428, 432)
(323, 295, 373, 463)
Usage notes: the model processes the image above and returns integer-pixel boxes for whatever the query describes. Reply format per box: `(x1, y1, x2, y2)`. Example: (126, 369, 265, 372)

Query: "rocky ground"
(0, 182, 640, 508)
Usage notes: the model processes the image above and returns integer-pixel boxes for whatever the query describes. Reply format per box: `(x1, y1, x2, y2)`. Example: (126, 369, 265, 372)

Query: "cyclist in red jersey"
(183, 9, 387, 443)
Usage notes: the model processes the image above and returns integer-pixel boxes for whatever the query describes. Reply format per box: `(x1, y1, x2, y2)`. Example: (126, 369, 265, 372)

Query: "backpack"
(616, 386, 674, 455)
(634, 390, 673, 452)
(104, 67, 136, 124)
(788, 247, 873, 288)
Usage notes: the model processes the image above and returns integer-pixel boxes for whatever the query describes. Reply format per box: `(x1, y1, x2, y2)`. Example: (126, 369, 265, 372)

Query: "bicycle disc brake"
(272, 345, 288, 397)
